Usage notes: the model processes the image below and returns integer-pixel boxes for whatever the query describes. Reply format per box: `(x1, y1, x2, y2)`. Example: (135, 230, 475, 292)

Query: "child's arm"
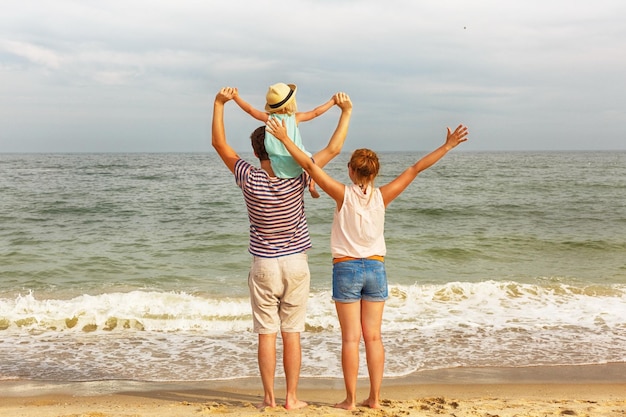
(266, 117, 346, 206)
(295, 94, 338, 124)
(379, 125, 469, 207)
(233, 88, 269, 122)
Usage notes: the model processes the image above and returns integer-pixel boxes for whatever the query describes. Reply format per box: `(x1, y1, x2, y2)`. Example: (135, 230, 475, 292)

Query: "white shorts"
(248, 253, 310, 334)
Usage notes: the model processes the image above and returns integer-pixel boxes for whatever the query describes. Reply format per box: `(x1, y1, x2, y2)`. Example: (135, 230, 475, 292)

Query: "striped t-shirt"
(234, 158, 312, 258)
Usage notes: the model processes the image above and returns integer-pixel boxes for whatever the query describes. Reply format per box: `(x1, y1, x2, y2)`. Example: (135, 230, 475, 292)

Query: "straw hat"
(265, 83, 297, 112)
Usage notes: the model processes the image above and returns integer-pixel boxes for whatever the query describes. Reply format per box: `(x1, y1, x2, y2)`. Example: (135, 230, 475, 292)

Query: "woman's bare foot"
(285, 399, 308, 410)
(334, 399, 356, 410)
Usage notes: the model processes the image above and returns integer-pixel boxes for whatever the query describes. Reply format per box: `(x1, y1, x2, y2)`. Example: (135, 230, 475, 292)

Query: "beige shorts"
(248, 253, 310, 334)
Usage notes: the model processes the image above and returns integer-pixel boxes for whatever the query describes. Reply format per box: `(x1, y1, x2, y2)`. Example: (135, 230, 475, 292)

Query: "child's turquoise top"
(265, 113, 311, 178)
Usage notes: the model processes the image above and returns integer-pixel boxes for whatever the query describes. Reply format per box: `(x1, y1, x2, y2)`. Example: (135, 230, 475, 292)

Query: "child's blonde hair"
(269, 99, 298, 115)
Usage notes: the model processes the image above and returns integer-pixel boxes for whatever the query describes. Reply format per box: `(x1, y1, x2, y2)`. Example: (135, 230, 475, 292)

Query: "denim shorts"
(332, 259, 388, 303)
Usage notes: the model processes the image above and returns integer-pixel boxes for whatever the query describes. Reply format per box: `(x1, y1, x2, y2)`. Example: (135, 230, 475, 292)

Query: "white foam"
(0, 290, 253, 333)
(1, 281, 624, 381)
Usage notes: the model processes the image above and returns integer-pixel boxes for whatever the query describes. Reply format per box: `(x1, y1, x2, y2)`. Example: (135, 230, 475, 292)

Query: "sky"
(1, 0, 625, 153)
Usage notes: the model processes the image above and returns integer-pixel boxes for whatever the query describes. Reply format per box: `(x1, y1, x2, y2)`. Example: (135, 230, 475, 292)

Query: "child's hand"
(216, 87, 236, 103)
(335, 92, 352, 111)
(332, 92, 350, 107)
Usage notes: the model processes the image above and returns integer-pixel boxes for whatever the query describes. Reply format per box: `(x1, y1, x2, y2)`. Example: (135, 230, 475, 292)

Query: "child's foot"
(309, 186, 320, 199)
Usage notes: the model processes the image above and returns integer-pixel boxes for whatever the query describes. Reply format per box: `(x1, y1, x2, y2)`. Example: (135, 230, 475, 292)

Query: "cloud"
(1, 0, 626, 152)
(0, 40, 62, 69)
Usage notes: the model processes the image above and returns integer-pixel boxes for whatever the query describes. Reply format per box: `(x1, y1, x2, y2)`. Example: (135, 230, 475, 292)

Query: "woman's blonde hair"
(349, 149, 380, 188)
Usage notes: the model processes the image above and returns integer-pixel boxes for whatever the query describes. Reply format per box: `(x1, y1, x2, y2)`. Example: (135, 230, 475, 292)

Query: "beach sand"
(2, 364, 625, 417)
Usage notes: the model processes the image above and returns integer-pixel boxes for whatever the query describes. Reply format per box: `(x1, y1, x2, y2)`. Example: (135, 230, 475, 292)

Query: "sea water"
(1, 151, 625, 382)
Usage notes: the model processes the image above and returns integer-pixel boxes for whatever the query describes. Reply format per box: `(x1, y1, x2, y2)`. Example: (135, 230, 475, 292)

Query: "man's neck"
(260, 160, 276, 177)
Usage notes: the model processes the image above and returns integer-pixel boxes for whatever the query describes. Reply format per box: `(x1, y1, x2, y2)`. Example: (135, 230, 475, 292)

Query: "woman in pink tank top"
(267, 117, 469, 411)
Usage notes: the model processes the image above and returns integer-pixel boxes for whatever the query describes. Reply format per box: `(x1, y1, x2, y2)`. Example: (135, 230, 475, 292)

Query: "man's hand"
(216, 87, 236, 104)
(334, 92, 352, 112)
(212, 87, 240, 173)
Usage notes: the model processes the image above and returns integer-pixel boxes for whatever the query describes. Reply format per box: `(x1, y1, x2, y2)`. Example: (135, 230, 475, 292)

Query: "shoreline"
(2, 364, 625, 416)
(4, 362, 626, 395)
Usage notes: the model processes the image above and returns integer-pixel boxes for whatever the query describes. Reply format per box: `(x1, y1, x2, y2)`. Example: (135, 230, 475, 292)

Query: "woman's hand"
(265, 117, 291, 143)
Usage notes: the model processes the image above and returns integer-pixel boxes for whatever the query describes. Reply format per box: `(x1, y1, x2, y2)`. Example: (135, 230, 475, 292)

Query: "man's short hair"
(250, 126, 269, 161)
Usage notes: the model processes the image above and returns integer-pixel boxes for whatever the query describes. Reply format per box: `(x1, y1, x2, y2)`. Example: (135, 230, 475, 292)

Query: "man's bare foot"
(284, 399, 308, 410)
(360, 398, 381, 409)
(256, 400, 276, 410)
(334, 399, 356, 410)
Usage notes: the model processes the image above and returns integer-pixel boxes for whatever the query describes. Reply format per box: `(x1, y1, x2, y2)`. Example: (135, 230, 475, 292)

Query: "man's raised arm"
(212, 87, 239, 174)
(312, 92, 352, 169)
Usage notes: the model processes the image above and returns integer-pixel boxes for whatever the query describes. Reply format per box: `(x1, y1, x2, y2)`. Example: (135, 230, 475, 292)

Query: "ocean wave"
(1, 281, 623, 335)
(0, 281, 624, 381)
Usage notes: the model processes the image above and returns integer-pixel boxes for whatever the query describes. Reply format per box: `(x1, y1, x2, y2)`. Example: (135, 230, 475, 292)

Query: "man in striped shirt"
(212, 87, 352, 410)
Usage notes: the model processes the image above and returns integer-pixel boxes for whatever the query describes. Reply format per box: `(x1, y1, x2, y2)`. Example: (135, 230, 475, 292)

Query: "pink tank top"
(330, 184, 386, 258)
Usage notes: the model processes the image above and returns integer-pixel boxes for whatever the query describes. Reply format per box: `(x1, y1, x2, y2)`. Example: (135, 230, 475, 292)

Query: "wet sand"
(2, 364, 625, 416)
